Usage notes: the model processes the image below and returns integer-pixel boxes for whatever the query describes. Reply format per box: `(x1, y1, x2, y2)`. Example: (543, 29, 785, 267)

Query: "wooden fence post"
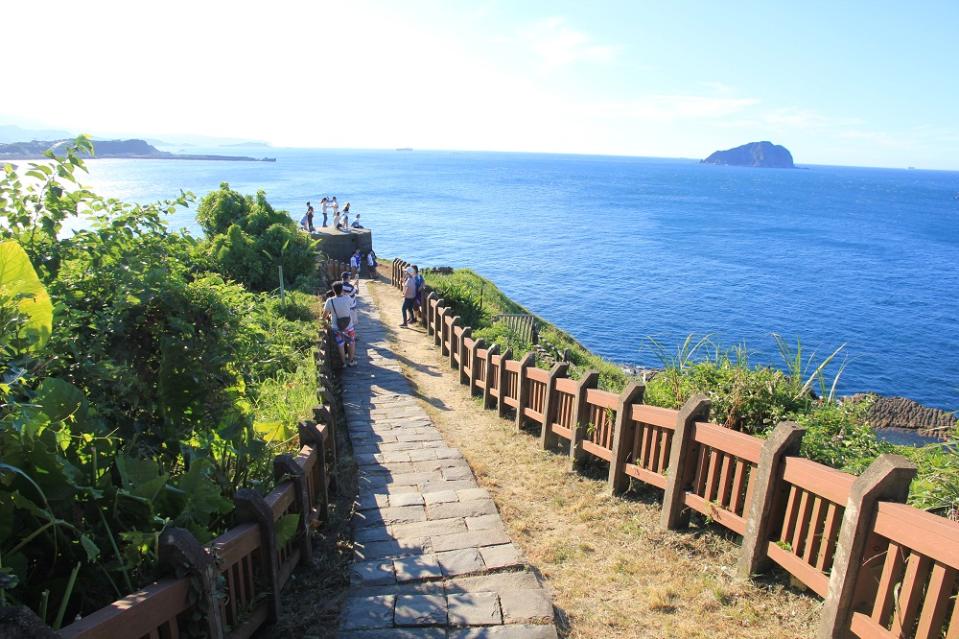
(569, 371, 600, 471)
(737, 421, 805, 578)
(539, 363, 570, 450)
(608, 382, 646, 494)
(419, 285, 430, 328)
(496, 348, 513, 418)
(437, 304, 450, 350)
(449, 317, 461, 369)
(660, 394, 711, 530)
(158, 528, 225, 639)
(312, 402, 337, 466)
(468, 337, 485, 391)
(483, 344, 499, 409)
(234, 489, 282, 624)
(300, 420, 330, 519)
(514, 352, 536, 432)
(817, 454, 917, 639)
(274, 454, 313, 565)
(459, 327, 473, 384)
(426, 292, 438, 336)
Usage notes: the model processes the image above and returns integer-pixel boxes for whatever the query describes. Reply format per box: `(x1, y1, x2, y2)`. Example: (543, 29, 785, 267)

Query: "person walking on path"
(306, 201, 315, 232)
(320, 197, 329, 227)
(324, 282, 357, 366)
(350, 249, 362, 280)
(341, 271, 360, 330)
(366, 249, 378, 279)
(400, 266, 417, 327)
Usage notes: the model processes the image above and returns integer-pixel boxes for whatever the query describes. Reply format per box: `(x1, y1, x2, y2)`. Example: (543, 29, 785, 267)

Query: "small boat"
(395, 147, 413, 152)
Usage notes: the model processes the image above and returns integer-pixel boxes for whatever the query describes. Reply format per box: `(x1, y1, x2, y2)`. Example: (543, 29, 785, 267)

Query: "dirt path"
(367, 279, 819, 639)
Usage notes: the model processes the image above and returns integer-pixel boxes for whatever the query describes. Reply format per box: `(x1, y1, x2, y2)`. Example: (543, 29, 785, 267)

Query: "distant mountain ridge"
(0, 138, 275, 162)
(702, 141, 796, 168)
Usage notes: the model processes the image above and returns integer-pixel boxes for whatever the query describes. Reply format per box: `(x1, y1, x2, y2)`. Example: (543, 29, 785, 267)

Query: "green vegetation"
(423, 268, 627, 389)
(421, 266, 959, 520)
(0, 138, 322, 624)
(199, 182, 317, 292)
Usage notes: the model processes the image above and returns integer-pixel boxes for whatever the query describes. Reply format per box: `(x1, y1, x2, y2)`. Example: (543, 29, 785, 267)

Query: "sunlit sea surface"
(75, 147, 959, 411)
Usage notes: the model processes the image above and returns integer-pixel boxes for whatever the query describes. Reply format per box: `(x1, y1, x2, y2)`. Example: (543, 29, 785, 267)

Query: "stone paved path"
(339, 284, 557, 638)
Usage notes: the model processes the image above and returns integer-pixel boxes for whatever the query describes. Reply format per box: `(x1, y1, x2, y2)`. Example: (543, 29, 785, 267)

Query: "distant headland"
(702, 141, 796, 168)
(0, 138, 275, 162)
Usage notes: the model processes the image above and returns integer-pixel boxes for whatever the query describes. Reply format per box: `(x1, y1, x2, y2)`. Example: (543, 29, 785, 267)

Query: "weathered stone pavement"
(339, 285, 557, 638)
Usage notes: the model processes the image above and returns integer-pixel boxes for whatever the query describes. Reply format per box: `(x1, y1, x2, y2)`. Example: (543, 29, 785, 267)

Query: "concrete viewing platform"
(338, 285, 557, 638)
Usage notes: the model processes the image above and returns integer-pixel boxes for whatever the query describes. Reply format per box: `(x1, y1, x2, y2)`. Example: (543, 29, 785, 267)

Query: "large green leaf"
(116, 456, 169, 502)
(173, 459, 232, 542)
(0, 240, 53, 349)
(35, 378, 86, 424)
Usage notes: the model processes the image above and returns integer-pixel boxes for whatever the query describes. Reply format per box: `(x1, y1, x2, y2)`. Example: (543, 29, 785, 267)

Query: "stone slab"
(394, 594, 448, 627)
(500, 590, 554, 624)
(340, 595, 396, 631)
(447, 592, 502, 627)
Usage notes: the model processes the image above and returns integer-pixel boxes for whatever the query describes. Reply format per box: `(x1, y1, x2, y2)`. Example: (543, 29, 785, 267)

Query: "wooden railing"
(58, 325, 341, 639)
(391, 257, 959, 639)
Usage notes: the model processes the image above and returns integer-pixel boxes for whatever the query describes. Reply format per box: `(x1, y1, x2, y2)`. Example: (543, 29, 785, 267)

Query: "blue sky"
(4, 1, 959, 168)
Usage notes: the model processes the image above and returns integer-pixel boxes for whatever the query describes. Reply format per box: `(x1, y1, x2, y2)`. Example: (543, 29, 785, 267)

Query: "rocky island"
(0, 138, 275, 162)
(702, 141, 796, 168)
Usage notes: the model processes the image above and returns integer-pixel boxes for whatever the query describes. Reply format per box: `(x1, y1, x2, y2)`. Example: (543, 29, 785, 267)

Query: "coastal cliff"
(0, 138, 274, 162)
(702, 141, 796, 168)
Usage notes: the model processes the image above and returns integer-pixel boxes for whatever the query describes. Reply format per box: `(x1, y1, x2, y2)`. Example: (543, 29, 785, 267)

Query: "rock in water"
(847, 394, 956, 438)
(702, 141, 796, 168)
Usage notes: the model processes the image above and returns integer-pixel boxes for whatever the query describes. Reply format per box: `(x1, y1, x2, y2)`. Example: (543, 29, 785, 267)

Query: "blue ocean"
(77, 147, 959, 411)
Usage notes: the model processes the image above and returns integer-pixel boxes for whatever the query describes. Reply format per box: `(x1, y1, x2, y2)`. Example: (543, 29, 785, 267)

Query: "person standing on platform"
(306, 201, 315, 232)
(332, 196, 339, 216)
(320, 197, 329, 227)
(342, 210, 350, 230)
(400, 266, 417, 327)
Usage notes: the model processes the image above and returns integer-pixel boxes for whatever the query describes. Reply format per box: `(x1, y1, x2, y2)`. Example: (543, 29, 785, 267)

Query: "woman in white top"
(332, 196, 339, 214)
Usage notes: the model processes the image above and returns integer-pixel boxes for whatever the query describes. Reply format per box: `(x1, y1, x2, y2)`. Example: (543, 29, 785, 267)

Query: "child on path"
(323, 282, 356, 366)
(341, 271, 359, 330)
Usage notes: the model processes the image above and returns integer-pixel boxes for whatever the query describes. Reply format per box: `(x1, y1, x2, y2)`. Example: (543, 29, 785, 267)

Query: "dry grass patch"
(368, 281, 819, 639)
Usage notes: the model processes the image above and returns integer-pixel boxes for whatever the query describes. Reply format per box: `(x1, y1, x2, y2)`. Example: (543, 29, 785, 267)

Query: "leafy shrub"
(198, 183, 316, 292)
(0, 140, 321, 623)
(796, 399, 893, 473)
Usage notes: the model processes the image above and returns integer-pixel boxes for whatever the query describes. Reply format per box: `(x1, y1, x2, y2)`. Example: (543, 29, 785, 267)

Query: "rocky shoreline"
(845, 394, 956, 440)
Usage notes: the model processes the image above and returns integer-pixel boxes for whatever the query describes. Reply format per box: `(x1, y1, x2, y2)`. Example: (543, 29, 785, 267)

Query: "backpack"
(330, 299, 351, 331)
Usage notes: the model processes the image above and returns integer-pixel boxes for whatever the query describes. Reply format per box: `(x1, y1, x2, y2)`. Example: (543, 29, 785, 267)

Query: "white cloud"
(580, 95, 759, 122)
(762, 108, 861, 129)
(521, 17, 620, 68)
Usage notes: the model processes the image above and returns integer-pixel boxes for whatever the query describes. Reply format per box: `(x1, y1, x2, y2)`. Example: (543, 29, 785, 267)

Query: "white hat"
(406, 266, 415, 274)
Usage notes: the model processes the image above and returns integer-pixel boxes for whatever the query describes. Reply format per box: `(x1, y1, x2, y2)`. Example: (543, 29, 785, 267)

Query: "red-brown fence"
(392, 257, 959, 639)
(57, 327, 341, 639)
